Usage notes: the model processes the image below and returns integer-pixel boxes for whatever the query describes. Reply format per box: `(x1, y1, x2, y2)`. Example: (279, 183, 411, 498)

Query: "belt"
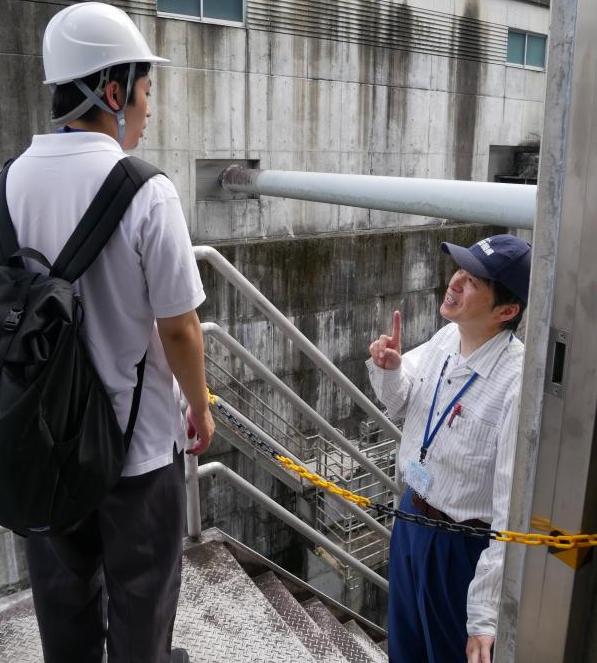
(411, 493, 489, 530)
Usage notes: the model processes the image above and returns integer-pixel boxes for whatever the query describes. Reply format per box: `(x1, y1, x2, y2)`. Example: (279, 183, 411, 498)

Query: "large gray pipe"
(220, 165, 536, 229)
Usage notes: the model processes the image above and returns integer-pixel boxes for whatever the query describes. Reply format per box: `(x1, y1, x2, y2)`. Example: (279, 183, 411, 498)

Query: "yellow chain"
(275, 455, 372, 508)
(495, 531, 597, 550)
(206, 388, 597, 549)
(206, 388, 219, 407)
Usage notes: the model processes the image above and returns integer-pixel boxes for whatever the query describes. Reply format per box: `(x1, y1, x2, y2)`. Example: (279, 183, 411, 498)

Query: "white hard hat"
(43, 2, 168, 85)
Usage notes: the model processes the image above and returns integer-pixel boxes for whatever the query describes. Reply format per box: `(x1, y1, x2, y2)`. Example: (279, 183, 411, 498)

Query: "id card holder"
(405, 459, 433, 498)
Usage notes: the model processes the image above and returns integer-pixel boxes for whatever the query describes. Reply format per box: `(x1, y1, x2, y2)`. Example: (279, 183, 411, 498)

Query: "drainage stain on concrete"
(452, 0, 482, 181)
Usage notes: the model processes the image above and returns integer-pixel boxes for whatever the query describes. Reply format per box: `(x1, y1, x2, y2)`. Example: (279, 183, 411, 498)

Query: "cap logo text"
(477, 239, 494, 256)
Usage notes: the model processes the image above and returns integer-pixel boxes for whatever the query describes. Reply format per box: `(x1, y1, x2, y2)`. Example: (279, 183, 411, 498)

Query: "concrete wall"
(139, 0, 548, 240)
(2, 0, 548, 240)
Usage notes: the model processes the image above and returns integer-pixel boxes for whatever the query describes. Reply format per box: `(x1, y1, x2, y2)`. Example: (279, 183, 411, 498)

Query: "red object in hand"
(447, 403, 463, 427)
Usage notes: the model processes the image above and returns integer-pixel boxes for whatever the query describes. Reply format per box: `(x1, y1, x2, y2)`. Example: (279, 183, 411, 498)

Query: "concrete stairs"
(0, 528, 387, 663)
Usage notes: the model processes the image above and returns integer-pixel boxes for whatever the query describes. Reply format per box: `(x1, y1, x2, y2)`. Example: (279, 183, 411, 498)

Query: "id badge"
(404, 459, 433, 498)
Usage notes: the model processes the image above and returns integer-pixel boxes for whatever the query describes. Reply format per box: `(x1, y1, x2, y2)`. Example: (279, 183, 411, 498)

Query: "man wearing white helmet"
(5, 3, 213, 662)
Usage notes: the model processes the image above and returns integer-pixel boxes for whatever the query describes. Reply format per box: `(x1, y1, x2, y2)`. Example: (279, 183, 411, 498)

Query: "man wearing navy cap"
(367, 234, 531, 663)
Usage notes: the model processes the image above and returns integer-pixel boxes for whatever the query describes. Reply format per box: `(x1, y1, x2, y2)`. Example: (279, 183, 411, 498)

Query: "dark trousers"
(387, 489, 489, 663)
(25, 449, 186, 663)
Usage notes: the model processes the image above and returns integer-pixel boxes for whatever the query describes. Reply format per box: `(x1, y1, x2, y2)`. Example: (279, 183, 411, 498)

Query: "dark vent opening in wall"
(488, 145, 540, 185)
(196, 159, 260, 201)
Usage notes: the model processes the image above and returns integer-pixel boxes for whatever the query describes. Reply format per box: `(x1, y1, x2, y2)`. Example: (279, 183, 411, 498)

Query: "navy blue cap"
(441, 234, 531, 303)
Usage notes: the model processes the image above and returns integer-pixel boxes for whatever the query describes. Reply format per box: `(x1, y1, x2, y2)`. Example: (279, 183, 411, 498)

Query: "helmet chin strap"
(50, 69, 110, 129)
(69, 63, 136, 145)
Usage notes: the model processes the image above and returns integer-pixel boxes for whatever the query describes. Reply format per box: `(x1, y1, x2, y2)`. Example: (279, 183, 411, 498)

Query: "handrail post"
(184, 452, 202, 539)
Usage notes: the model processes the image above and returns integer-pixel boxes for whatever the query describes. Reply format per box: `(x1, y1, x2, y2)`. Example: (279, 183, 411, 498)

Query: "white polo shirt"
(6, 132, 206, 476)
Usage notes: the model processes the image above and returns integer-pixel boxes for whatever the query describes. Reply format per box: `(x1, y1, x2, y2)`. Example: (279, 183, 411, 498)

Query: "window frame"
(506, 29, 547, 71)
(156, 0, 246, 27)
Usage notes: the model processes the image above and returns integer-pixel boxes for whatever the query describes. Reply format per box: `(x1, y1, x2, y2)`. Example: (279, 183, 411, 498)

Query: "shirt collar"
(25, 132, 123, 157)
(437, 325, 513, 379)
(464, 330, 513, 378)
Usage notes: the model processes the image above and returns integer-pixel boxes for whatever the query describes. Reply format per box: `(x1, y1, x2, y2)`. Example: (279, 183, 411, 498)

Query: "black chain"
(214, 400, 500, 541)
(215, 402, 279, 459)
(371, 502, 500, 540)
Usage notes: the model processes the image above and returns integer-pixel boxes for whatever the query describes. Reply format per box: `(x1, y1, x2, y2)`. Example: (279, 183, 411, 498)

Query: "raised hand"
(369, 310, 402, 370)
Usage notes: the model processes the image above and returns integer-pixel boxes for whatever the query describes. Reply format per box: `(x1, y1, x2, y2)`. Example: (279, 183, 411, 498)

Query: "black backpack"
(0, 156, 161, 536)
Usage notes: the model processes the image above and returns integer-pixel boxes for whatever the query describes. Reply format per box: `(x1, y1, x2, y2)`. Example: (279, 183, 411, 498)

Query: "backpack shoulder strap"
(0, 160, 24, 268)
(51, 156, 163, 283)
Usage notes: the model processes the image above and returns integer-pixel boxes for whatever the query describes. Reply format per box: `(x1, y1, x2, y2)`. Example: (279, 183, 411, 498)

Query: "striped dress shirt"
(366, 322, 523, 636)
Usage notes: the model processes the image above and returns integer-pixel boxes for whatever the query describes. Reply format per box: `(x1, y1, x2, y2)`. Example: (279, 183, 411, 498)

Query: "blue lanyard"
(419, 356, 479, 463)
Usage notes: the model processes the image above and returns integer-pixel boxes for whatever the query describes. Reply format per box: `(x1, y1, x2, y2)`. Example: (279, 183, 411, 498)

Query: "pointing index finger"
(390, 310, 401, 351)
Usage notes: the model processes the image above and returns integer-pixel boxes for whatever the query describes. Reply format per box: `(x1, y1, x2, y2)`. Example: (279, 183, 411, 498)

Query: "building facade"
(3, 0, 548, 236)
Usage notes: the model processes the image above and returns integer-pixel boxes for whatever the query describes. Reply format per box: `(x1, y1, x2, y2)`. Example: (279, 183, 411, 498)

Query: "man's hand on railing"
(186, 405, 215, 455)
(369, 310, 402, 370)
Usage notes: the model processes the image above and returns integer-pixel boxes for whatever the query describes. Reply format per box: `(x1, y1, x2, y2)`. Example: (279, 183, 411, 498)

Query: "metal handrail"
(201, 320, 401, 498)
(206, 354, 305, 442)
(215, 396, 305, 465)
(195, 249, 402, 446)
(193, 460, 389, 592)
(210, 392, 391, 540)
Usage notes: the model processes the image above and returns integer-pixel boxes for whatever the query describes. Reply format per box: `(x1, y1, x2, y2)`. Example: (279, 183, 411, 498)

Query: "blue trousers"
(388, 489, 489, 663)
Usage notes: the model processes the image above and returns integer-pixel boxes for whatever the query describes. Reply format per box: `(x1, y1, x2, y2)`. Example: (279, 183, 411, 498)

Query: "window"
(157, 0, 244, 25)
(507, 30, 547, 69)
(489, 145, 540, 186)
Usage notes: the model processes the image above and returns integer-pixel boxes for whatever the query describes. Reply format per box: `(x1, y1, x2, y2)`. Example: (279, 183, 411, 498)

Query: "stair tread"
(0, 541, 386, 663)
(171, 542, 318, 662)
(254, 571, 350, 663)
(0, 593, 43, 663)
(344, 620, 388, 663)
(301, 597, 377, 663)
